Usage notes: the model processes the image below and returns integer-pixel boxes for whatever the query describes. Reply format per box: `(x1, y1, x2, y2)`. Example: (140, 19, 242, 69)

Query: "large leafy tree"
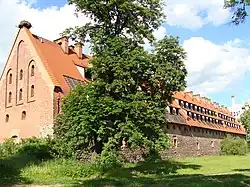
(224, 0, 250, 24)
(54, 0, 187, 158)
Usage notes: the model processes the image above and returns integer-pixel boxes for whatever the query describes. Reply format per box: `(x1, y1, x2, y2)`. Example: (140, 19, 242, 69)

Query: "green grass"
(1, 154, 250, 186)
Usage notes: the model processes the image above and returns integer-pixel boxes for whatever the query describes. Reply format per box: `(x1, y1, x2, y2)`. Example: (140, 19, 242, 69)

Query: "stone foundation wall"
(163, 123, 245, 158)
(163, 134, 221, 158)
(120, 123, 246, 162)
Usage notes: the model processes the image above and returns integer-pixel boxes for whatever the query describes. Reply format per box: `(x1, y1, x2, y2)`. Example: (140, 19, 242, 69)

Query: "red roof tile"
(26, 28, 90, 93)
(172, 91, 246, 135)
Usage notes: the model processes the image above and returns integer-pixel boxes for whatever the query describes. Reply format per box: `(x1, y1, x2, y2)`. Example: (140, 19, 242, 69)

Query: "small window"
(9, 73, 12, 84)
(173, 125, 176, 130)
(31, 65, 35, 76)
(173, 136, 178, 148)
(8, 92, 12, 103)
(19, 69, 23, 80)
(11, 135, 18, 139)
(21, 111, 26, 120)
(5, 114, 9, 122)
(31, 85, 34, 97)
(197, 142, 200, 150)
(19, 89, 23, 101)
(211, 141, 214, 148)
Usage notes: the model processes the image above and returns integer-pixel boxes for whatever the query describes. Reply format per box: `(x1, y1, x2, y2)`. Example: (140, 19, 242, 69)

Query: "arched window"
(19, 69, 23, 80)
(19, 89, 23, 101)
(8, 92, 12, 103)
(31, 65, 35, 76)
(9, 73, 12, 84)
(31, 85, 34, 97)
(5, 114, 9, 122)
(21, 111, 26, 120)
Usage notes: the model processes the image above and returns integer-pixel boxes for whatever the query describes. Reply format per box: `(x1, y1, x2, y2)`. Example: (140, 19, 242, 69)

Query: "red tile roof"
(25, 28, 90, 93)
(173, 91, 246, 135)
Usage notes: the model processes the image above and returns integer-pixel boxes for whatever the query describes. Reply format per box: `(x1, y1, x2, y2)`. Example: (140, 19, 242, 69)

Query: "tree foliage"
(54, 0, 187, 159)
(65, 0, 164, 43)
(240, 109, 250, 132)
(221, 135, 247, 155)
(224, 0, 250, 24)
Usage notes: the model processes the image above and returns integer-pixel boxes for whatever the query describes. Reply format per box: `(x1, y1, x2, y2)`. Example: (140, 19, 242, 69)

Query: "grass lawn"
(1, 154, 250, 186)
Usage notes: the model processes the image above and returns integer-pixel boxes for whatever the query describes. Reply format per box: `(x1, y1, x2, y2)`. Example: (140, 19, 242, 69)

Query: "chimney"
(231, 96, 235, 108)
(54, 36, 69, 54)
(193, 94, 200, 101)
(75, 42, 83, 59)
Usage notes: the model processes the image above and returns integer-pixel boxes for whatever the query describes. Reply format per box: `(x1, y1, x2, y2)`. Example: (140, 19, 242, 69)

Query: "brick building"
(0, 21, 91, 141)
(0, 21, 246, 156)
(165, 91, 246, 157)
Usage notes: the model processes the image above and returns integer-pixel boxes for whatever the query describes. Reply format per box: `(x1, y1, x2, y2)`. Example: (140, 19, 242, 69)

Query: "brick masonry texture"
(0, 29, 55, 141)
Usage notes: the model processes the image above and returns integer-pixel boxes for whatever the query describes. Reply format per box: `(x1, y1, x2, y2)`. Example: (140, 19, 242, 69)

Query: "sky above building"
(0, 0, 249, 107)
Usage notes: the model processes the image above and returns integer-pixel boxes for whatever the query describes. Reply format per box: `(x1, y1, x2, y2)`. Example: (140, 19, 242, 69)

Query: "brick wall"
(0, 29, 55, 141)
(162, 123, 245, 158)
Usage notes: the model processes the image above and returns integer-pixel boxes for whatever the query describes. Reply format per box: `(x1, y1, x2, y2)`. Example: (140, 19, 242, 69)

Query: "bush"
(17, 137, 56, 160)
(221, 135, 247, 155)
(0, 138, 18, 159)
(0, 137, 56, 160)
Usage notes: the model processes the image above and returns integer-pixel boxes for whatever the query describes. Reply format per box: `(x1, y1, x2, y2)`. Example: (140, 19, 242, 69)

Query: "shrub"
(221, 135, 247, 155)
(95, 147, 122, 172)
(17, 137, 56, 160)
(0, 137, 56, 160)
(0, 138, 18, 159)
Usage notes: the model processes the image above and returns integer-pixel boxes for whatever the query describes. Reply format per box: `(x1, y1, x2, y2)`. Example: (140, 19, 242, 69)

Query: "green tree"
(224, 0, 250, 25)
(65, 0, 164, 43)
(240, 109, 250, 132)
(54, 0, 187, 159)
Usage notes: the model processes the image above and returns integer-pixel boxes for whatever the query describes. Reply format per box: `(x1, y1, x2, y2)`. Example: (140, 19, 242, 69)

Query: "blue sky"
(1, 0, 250, 108)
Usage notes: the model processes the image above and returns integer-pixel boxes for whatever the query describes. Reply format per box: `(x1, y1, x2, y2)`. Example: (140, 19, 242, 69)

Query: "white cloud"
(0, 0, 90, 71)
(183, 37, 250, 94)
(164, 0, 231, 29)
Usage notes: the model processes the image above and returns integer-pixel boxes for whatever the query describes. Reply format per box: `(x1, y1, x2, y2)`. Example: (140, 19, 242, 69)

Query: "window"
(19, 89, 23, 101)
(9, 73, 12, 84)
(8, 92, 12, 103)
(173, 125, 176, 130)
(31, 65, 35, 76)
(166, 124, 169, 129)
(21, 111, 26, 120)
(173, 136, 178, 148)
(11, 135, 18, 139)
(189, 103, 192, 109)
(5, 114, 9, 122)
(31, 85, 34, 97)
(197, 142, 200, 150)
(211, 141, 214, 148)
(19, 69, 23, 80)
